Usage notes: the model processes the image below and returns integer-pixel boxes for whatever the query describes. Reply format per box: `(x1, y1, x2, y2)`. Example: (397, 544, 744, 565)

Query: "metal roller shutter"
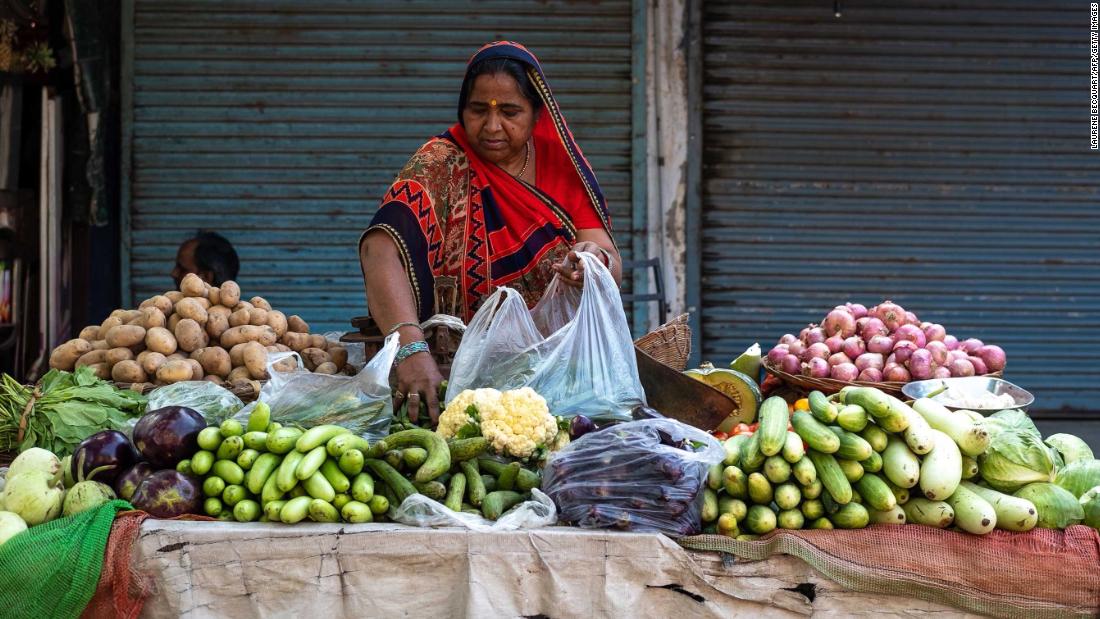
(700, 1, 1100, 412)
(124, 0, 636, 332)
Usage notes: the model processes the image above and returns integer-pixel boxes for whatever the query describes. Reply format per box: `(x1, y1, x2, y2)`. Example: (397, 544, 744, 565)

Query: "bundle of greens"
(0, 367, 146, 456)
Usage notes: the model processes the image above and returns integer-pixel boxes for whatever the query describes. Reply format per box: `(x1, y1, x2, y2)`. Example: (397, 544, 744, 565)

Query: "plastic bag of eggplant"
(542, 419, 724, 536)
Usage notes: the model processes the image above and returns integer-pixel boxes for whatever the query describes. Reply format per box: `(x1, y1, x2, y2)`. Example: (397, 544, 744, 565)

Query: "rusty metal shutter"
(124, 0, 636, 332)
(699, 2, 1100, 413)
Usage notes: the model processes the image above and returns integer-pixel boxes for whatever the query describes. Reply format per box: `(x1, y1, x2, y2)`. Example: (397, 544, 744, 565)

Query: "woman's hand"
(551, 241, 607, 289)
(394, 351, 445, 425)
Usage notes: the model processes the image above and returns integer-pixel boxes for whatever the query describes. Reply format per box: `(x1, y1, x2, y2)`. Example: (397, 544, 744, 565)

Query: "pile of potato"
(48, 274, 350, 387)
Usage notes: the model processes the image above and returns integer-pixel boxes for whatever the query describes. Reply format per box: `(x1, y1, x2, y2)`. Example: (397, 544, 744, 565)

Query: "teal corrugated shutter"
(700, 2, 1100, 412)
(127, 0, 635, 332)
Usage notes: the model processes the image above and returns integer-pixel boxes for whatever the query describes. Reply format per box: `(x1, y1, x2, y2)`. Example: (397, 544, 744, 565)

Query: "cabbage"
(978, 422, 1057, 493)
(1014, 482, 1084, 529)
(1054, 459, 1100, 498)
(1045, 434, 1094, 466)
(1080, 486, 1100, 529)
(984, 408, 1041, 438)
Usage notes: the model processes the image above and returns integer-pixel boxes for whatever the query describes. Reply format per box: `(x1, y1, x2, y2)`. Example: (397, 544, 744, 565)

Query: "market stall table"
(132, 520, 982, 618)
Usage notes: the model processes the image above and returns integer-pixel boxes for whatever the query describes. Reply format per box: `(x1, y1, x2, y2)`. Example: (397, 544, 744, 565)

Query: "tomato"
(793, 398, 810, 412)
(712, 431, 729, 441)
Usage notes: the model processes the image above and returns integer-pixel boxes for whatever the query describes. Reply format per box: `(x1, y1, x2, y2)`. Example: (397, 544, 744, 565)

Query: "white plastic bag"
(233, 333, 400, 442)
(446, 252, 645, 422)
(146, 381, 244, 424)
(389, 489, 557, 531)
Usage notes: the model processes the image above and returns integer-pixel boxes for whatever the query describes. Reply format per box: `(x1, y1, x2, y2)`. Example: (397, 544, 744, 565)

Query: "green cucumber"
(233, 499, 261, 522)
(791, 457, 817, 486)
(403, 447, 429, 469)
(800, 499, 824, 520)
(236, 448, 260, 470)
(836, 404, 868, 432)
(903, 498, 954, 528)
(723, 435, 747, 467)
(191, 450, 215, 476)
(961, 481, 1037, 532)
(216, 435, 244, 461)
(943, 482, 996, 534)
(702, 488, 719, 522)
(900, 405, 935, 455)
(808, 391, 838, 423)
(961, 455, 979, 480)
(827, 426, 873, 461)
(745, 505, 777, 534)
(276, 450, 305, 492)
(777, 509, 804, 530)
(747, 472, 773, 505)
(856, 474, 896, 511)
(719, 496, 748, 522)
(708, 462, 724, 491)
(791, 412, 840, 454)
(830, 502, 869, 529)
(756, 396, 790, 457)
(203, 476, 226, 498)
(338, 449, 365, 476)
(496, 462, 520, 492)
(837, 458, 864, 483)
(840, 387, 909, 433)
(246, 401, 271, 433)
(809, 517, 833, 530)
(303, 471, 336, 502)
(807, 450, 851, 504)
(197, 427, 222, 452)
(882, 435, 920, 489)
(242, 431, 268, 452)
(295, 425, 352, 453)
(295, 446, 328, 481)
(266, 427, 304, 455)
(722, 466, 748, 499)
(861, 450, 883, 473)
(341, 500, 373, 523)
(801, 478, 823, 500)
(739, 432, 765, 471)
(774, 483, 801, 510)
(886, 480, 909, 506)
(763, 456, 791, 484)
(261, 467, 284, 505)
(859, 424, 889, 453)
(246, 452, 281, 494)
(413, 480, 447, 501)
(781, 432, 805, 464)
(307, 498, 340, 523)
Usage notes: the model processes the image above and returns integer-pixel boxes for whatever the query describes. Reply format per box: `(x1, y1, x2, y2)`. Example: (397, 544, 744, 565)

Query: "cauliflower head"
(436, 388, 504, 440)
(480, 387, 558, 459)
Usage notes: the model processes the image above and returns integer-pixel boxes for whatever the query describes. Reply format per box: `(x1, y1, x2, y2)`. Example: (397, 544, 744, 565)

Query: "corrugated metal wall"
(124, 0, 636, 333)
(700, 1, 1100, 412)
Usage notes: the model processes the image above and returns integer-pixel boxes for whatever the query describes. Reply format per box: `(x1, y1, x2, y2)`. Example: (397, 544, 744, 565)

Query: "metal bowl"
(901, 376, 1034, 413)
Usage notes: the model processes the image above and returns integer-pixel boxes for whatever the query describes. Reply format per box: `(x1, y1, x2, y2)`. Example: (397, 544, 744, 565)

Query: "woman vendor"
(359, 41, 620, 423)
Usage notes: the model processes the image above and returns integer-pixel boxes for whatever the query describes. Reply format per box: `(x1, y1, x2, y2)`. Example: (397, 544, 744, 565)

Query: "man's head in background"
(172, 231, 240, 288)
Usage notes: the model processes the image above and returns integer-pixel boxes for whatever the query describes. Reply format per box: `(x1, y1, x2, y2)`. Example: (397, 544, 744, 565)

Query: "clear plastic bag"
(541, 418, 724, 536)
(323, 331, 366, 370)
(388, 488, 557, 531)
(145, 381, 244, 424)
(446, 252, 645, 422)
(233, 333, 400, 441)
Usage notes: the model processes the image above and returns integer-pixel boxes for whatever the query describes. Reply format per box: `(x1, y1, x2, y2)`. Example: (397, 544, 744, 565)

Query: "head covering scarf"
(363, 41, 613, 323)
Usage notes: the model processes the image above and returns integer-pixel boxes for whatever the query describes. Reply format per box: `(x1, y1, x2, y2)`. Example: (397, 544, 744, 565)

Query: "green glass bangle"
(395, 340, 429, 365)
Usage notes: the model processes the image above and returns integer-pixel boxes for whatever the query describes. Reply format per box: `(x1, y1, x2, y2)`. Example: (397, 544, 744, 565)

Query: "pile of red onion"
(766, 300, 1007, 383)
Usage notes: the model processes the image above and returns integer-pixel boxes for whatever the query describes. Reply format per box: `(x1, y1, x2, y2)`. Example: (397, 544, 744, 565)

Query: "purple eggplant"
(130, 469, 202, 518)
(568, 415, 597, 440)
(114, 461, 157, 501)
(132, 406, 206, 469)
(631, 405, 664, 421)
(71, 430, 140, 486)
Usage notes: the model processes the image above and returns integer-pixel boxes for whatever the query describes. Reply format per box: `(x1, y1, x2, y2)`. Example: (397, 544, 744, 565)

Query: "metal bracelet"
(395, 340, 430, 365)
(386, 320, 423, 336)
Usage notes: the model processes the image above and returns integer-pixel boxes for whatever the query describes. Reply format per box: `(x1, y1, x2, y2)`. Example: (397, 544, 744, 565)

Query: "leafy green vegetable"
(1045, 434, 1095, 467)
(1054, 459, 1100, 498)
(1013, 482, 1084, 529)
(977, 408, 1058, 493)
(0, 367, 146, 456)
(1079, 486, 1100, 529)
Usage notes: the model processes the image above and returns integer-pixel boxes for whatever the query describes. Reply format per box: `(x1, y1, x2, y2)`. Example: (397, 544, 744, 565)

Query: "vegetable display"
(766, 301, 1006, 385)
(46, 273, 351, 387)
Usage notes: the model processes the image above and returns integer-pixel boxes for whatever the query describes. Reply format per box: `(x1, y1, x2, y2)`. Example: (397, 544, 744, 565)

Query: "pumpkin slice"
(684, 362, 762, 430)
(729, 343, 762, 381)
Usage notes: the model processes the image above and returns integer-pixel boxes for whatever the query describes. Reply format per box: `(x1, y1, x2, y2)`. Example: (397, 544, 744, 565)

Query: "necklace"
(515, 141, 531, 179)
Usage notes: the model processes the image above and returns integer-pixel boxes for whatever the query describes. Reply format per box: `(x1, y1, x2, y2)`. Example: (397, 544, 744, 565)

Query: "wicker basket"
(633, 313, 692, 372)
(763, 361, 1003, 397)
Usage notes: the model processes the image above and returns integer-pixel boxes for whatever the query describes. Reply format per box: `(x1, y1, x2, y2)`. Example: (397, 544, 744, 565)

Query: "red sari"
(363, 41, 613, 323)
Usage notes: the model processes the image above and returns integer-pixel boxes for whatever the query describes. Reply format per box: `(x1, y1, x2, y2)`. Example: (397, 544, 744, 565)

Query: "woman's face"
(462, 72, 537, 167)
